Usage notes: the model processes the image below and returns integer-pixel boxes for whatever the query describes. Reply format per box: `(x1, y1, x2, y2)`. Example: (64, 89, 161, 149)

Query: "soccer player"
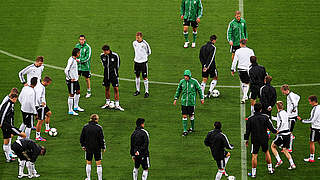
(204, 121, 234, 180)
(180, 0, 203, 48)
(80, 114, 106, 180)
(64, 48, 84, 116)
(11, 138, 46, 178)
(244, 103, 277, 178)
(133, 32, 151, 98)
(227, 11, 248, 61)
(100, 45, 124, 111)
(130, 118, 150, 180)
(199, 35, 218, 98)
(18, 56, 44, 86)
(0, 93, 26, 163)
(18, 77, 38, 139)
(299, 95, 320, 162)
(270, 101, 296, 170)
(231, 39, 254, 103)
(34, 76, 52, 141)
(280, 84, 300, 151)
(249, 56, 267, 115)
(173, 70, 204, 136)
(75, 35, 92, 98)
(260, 75, 277, 118)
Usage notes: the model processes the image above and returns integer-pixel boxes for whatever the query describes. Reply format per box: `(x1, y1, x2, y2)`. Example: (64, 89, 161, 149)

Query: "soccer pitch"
(0, 0, 320, 179)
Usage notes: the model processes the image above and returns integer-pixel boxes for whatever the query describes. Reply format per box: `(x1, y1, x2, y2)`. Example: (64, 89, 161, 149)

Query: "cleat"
(74, 107, 84, 112)
(85, 93, 91, 98)
(184, 42, 189, 48)
(268, 169, 275, 174)
(247, 172, 256, 178)
(45, 129, 51, 133)
(115, 106, 124, 112)
(275, 160, 283, 168)
(191, 42, 196, 48)
(187, 128, 194, 133)
(244, 96, 248, 101)
(241, 98, 245, 104)
(318, 157, 320, 160)
(288, 164, 296, 170)
(6, 158, 15, 163)
(10, 153, 17, 158)
(18, 174, 28, 179)
(222, 171, 229, 177)
(304, 158, 315, 162)
(32, 174, 40, 178)
(68, 111, 79, 116)
(31, 126, 36, 130)
(133, 91, 140, 96)
(101, 104, 109, 109)
(182, 132, 188, 136)
(144, 92, 149, 98)
(35, 137, 47, 141)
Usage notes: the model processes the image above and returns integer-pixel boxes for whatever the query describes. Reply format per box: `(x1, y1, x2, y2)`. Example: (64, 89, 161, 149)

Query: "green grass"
(0, 0, 320, 179)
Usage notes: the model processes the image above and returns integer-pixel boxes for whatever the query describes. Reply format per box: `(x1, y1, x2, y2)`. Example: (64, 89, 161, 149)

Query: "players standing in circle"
(100, 45, 124, 111)
(248, 56, 266, 115)
(133, 32, 151, 98)
(173, 70, 204, 136)
(299, 95, 320, 162)
(34, 76, 52, 141)
(180, 0, 203, 48)
(18, 56, 44, 86)
(231, 39, 254, 103)
(260, 75, 277, 118)
(204, 121, 234, 180)
(227, 11, 248, 61)
(64, 48, 84, 116)
(18, 77, 38, 139)
(131, 118, 150, 180)
(244, 103, 277, 178)
(75, 35, 92, 98)
(199, 35, 218, 98)
(80, 114, 106, 180)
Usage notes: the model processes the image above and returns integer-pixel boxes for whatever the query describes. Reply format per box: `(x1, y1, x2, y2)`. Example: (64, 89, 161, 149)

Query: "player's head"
(79, 35, 86, 45)
(136, 32, 143, 42)
(35, 56, 44, 67)
(235, 11, 241, 21)
(240, 39, 247, 47)
(250, 56, 257, 64)
(265, 75, 272, 84)
(9, 93, 18, 103)
(102, 45, 111, 55)
(40, 146, 46, 156)
(308, 95, 318, 106)
(214, 121, 222, 129)
(90, 114, 99, 123)
(184, 70, 191, 81)
(30, 77, 38, 87)
(72, 48, 80, 58)
(254, 102, 263, 112)
(210, 35, 217, 43)
(280, 84, 290, 95)
(136, 118, 145, 128)
(42, 76, 52, 86)
(10, 88, 19, 96)
(276, 101, 284, 111)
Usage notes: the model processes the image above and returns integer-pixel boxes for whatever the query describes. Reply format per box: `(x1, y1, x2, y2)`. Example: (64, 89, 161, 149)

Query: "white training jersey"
(34, 83, 46, 107)
(272, 110, 290, 135)
(133, 40, 151, 63)
(18, 86, 37, 114)
(287, 91, 300, 118)
(302, 105, 320, 129)
(231, 47, 254, 71)
(18, 64, 44, 85)
(64, 56, 79, 81)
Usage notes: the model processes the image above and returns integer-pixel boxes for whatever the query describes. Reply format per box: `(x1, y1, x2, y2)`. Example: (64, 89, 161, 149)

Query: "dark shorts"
(251, 141, 269, 154)
(202, 65, 218, 78)
(36, 106, 50, 120)
(1, 125, 21, 139)
(22, 111, 34, 128)
(78, 70, 91, 78)
(183, 19, 198, 28)
(103, 77, 119, 87)
(310, 128, 320, 142)
(11, 142, 27, 161)
(86, 150, 102, 161)
(181, 106, 195, 116)
(134, 62, 148, 79)
(230, 45, 240, 53)
(273, 134, 290, 149)
(215, 151, 228, 169)
(289, 117, 297, 132)
(238, 70, 250, 84)
(66, 80, 80, 95)
(249, 85, 261, 100)
(134, 156, 150, 170)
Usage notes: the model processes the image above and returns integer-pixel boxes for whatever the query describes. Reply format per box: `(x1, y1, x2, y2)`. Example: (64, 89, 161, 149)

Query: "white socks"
(19, 159, 26, 175)
(209, 80, 217, 92)
(225, 156, 230, 166)
(289, 158, 294, 166)
(215, 169, 223, 180)
(19, 123, 26, 132)
(86, 164, 91, 180)
(242, 83, 249, 99)
(3, 144, 10, 160)
(201, 82, 206, 96)
(275, 154, 281, 162)
(26, 161, 35, 176)
(68, 97, 74, 112)
(36, 132, 40, 139)
(97, 165, 102, 180)
(74, 94, 80, 108)
(25, 128, 31, 139)
(251, 105, 254, 116)
(45, 123, 50, 131)
(106, 99, 110, 105)
(252, 168, 256, 176)
(133, 168, 138, 180)
(142, 170, 148, 180)
(136, 77, 140, 92)
(267, 163, 273, 171)
(115, 100, 120, 107)
(310, 154, 315, 160)
(144, 79, 149, 93)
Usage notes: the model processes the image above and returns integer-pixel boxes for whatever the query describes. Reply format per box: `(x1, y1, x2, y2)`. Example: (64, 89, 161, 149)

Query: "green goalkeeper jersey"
(180, 0, 203, 21)
(227, 18, 248, 46)
(75, 42, 92, 71)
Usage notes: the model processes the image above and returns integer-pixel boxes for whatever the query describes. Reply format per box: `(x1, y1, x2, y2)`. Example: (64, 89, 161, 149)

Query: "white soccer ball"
(228, 176, 236, 180)
(49, 128, 58, 137)
(109, 101, 115, 109)
(211, 89, 220, 98)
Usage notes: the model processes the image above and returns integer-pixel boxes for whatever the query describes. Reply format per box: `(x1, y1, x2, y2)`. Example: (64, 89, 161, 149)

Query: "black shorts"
(134, 62, 148, 79)
(134, 156, 150, 170)
(78, 71, 91, 78)
(202, 65, 218, 78)
(11, 142, 27, 161)
(183, 19, 198, 28)
(36, 106, 50, 120)
(230, 45, 240, 53)
(86, 150, 102, 161)
(289, 117, 297, 132)
(310, 128, 320, 142)
(273, 134, 290, 149)
(103, 77, 119, 87)
(181, 106, 195, 116)
(1, 125, 21, 139)
(249, 85, 261, 100)
(22, 111, 34, 128)
(251, 141, 269, 154)
(66, 80, 80, 95)
(215, 151, 228, 169)
(238, 70, 250, 84)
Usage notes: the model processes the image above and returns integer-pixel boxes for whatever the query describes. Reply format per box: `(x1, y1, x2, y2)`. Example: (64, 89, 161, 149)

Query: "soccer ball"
(48, 128, 58, 137)
(109, 101, 115, 109)
(227, 176, 236, 180)
(211, 89, 220, 98)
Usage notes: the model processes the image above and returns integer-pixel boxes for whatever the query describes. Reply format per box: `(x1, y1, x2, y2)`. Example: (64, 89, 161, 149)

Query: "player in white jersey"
(34, 76, 52, 141)
(231, 39, 254, 103)
(64, 48, 84, 116)
(270, 101, 296, 170)
(299, 95, 320, 162)
(133, 32, 151, 98)
(18, 56, 44, 86)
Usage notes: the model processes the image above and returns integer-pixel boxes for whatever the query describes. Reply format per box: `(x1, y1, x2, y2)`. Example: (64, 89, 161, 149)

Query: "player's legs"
(135, 74, 141, 95)
(133, 157, 141, 180)
(35, 119, 44, 139)
(250, 99, 256, 115)
(182, 112, 188, 136)
(282, 148, 295, 168)
(3, 138, 11, 161)
(189, 114, 195, 132)
(251, 154, 258, 177)
(192, 27, 197, 48)
(201, 77, 208, 96)
(264, 150, 274, 173)
(271, 141, 282, 166)
(142, 62, 149, 97)
(183, 26, 189, 42)
(143, 77, 149, 96)
(74, 89, 81, 109)
(23, 114, 33, 139)
(96, 160, 102, 180)
(209, 76, 218, 93)
(105, 86, 111, 100)
(85, 77, 91, 98)
(45, 111, 51, 132)
(141, 157, 149, 180)
(86, 160, 92, 180)
(305, 129, 317, 162)
(114, 86, 124, 111)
